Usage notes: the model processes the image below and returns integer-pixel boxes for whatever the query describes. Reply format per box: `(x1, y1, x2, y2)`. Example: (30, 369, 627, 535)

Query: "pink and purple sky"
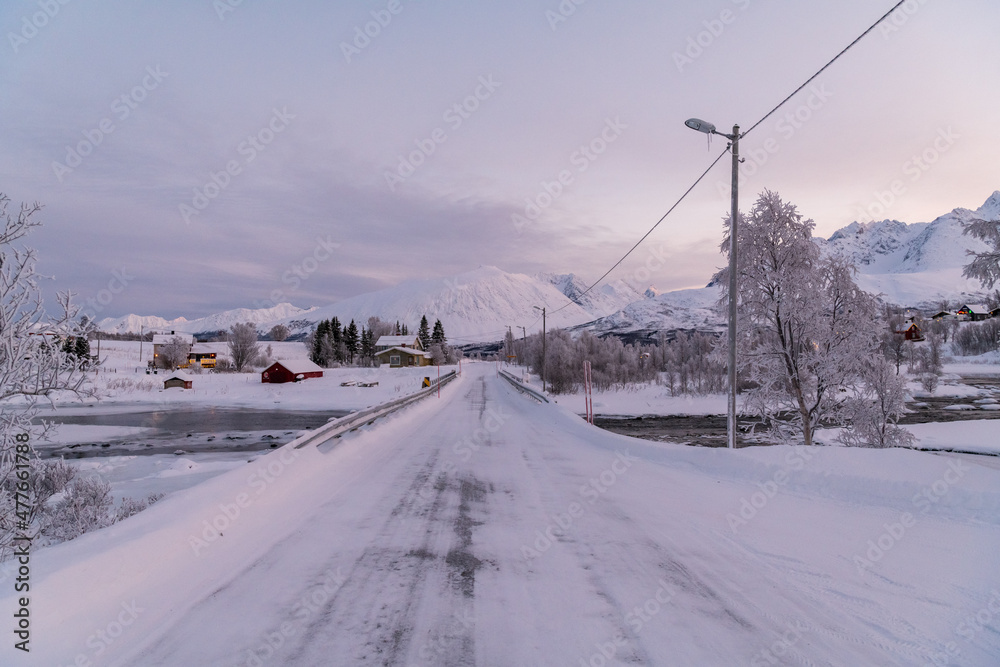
(1, 0, 997, 318)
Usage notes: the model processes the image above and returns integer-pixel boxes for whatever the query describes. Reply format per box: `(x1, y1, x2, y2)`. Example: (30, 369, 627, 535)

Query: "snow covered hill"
(269, 266, 596, 343)
(816, 190, 998, 306)
(588, 190, 1000, 335)
(536, 272, 642, 319)
(94, 191, 998, 342)
(583, 284, 724, 338)
(95, 303, 313, 336)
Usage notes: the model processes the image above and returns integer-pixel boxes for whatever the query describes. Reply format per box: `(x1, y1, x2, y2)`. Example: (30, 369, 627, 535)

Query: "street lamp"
(532, 305, 546, 393)
(686, 117, 741, 450)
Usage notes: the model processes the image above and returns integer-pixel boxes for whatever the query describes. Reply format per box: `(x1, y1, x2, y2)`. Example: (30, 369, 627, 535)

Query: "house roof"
(164, 371, 193, 382)
(960, 304, 990, 314)
(375, 346, 429, 358)
(152, 333, 195, 345)
(375, 335, 422, 349)
(190, 343, 215, 354)
(270, 359, 324, 374)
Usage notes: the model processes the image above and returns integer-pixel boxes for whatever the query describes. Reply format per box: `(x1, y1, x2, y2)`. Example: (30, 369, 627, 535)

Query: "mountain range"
(95, 191, 999, 343)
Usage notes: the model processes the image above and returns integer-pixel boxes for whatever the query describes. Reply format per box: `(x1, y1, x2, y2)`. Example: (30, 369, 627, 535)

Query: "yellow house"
(374, 335, 432, 367)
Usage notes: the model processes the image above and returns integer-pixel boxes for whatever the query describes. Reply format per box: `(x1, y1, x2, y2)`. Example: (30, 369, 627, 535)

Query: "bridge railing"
(291, 370, 459, 450)
(498, 369, 549, 403)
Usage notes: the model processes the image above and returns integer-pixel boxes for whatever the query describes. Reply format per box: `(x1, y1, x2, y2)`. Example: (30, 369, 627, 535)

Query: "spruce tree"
(418, 315, 431, 350)
(345, 320, 359, 363)
(311, 320, 328, 365)
(361, 328, 374, 364)
(431, 319, 446, 346)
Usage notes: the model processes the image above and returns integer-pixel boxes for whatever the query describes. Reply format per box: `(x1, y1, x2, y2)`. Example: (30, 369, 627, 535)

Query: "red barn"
(261, 359, 324, 384)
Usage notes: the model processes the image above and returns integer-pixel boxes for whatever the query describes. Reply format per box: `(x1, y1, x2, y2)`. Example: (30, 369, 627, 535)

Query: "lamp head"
(684, 118, 716, 134)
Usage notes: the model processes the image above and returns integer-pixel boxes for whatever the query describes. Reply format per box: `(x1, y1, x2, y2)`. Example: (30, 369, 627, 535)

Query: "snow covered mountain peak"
(973, 190, 1000, 220)
(818, 191, 998, 307)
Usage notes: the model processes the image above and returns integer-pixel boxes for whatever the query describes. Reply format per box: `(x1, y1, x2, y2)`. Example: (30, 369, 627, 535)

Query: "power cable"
(551, 0, 908, 313)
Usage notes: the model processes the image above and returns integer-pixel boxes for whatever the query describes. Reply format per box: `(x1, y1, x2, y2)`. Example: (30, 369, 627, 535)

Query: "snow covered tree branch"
(962, 217, 1000, 288)
(0, 194, 96, 558)
(713, 190, 880, 446)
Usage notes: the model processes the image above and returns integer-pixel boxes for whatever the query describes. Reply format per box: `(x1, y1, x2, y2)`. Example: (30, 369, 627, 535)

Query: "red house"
(895, 321, 924, 341)
(261, 359, 324, 384)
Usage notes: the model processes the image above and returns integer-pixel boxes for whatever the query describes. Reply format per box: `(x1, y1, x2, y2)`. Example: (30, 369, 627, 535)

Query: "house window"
(390, 355, 400, 366)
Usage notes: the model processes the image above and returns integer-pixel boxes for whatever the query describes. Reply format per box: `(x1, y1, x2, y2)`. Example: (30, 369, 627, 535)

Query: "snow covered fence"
(293, 370, 459, 449)
(498, 370, 549, 403)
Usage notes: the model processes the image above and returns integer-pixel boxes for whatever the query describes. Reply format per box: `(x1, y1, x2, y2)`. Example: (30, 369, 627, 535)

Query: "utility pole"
(726, 125, 740, 450)
(518, 326, 526, 342)
(685, 118, 741, 449)
(533, 306, 546, 392)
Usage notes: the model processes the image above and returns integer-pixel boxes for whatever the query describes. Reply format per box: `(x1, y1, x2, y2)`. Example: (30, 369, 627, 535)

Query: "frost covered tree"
(157, 336, 189, 370)
(713, 191, 880, 446)
(0, 195, 94, 558)
(962, 216, 1000, 287)
(268, 324, 289, 341)
(228, 322, 260, 372)
(838, 357, 914, 449)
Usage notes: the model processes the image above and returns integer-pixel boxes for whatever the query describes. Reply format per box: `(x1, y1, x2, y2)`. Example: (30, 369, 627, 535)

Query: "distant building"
(185, 343, 217, 369)
(163, 372, 193, 390)
(152, 332, 195, 368)
(957, 304, 990, 321)
(991, 307, 1000, 319)
(929, 311, 954, 321)
(374, 335, 423, 352)
(261, 359, 324, 384)
(895, 321, 924, 341)
(375, 346, 431, 367)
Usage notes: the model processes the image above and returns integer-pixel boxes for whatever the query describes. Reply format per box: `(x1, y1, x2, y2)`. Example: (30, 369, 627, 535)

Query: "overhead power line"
(551, 0, 909, 315)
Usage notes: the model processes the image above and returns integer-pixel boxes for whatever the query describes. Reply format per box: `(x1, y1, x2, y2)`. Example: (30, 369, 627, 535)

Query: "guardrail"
(292, 370, 459, 450)
(498, 370, 549, 403)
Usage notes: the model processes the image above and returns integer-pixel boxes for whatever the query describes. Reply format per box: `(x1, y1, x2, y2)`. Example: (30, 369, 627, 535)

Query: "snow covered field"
(3, 362, 999, 665)
(80, 340, 446, 413)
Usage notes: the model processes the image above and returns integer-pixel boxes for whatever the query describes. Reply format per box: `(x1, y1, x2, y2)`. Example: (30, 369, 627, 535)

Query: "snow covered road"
(5, 362, 1000, 666)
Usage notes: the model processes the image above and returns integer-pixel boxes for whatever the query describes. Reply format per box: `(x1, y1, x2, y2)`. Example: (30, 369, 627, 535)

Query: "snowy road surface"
(5, 362, 1000, 666)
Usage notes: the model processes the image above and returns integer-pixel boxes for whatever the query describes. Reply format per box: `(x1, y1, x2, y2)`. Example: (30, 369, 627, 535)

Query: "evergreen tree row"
(308, 315, 450, 367)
